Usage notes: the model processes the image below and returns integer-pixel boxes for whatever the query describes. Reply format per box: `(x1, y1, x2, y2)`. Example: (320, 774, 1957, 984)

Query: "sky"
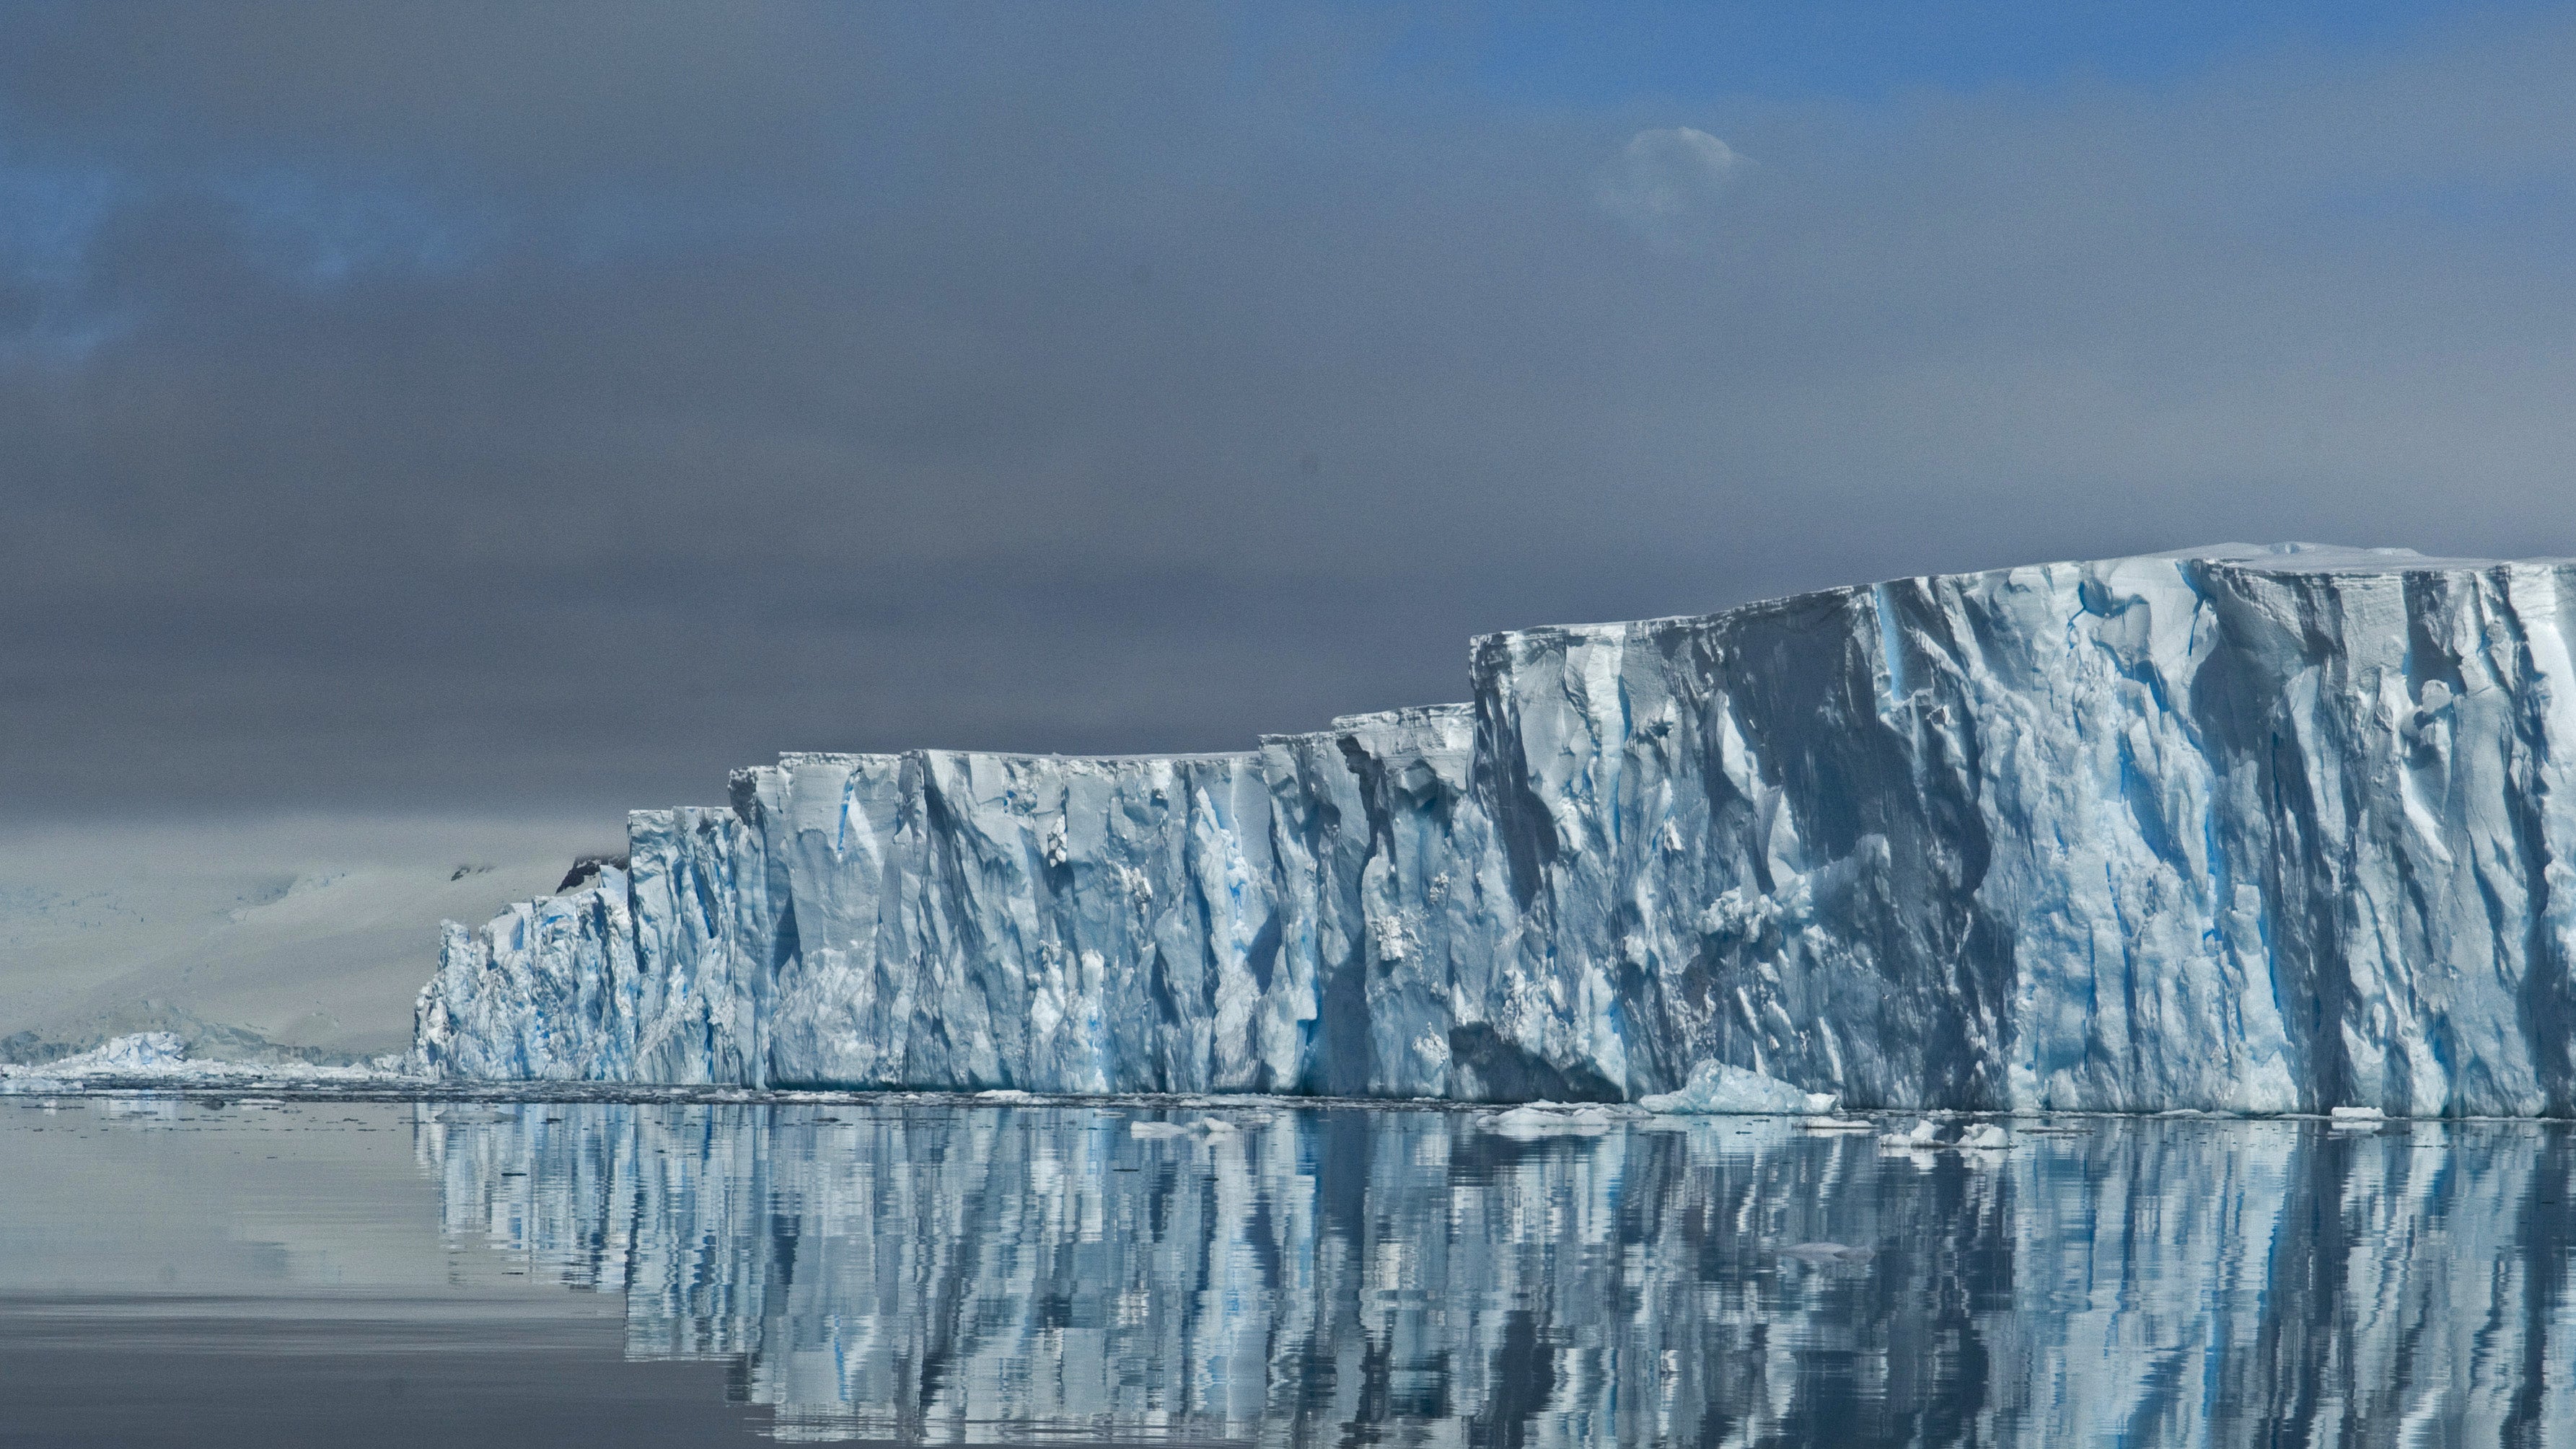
(5, 1, 2575, 820)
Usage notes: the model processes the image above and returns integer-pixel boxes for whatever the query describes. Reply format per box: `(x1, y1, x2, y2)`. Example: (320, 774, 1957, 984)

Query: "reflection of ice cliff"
(415, 1104, 2576, 1445)
(420, 547, 2576, 1112)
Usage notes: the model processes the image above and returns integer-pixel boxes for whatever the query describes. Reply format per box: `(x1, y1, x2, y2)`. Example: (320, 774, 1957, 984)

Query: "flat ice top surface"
(915, 748, 1262, 764)
(3, 1096, 2562, 1447)
(2156, 541, 2576, 573)
(1485, 542, 2576, 642)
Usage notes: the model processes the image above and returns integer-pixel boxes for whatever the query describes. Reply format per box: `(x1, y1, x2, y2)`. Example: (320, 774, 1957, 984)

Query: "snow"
(0, 815, 606, 1063)
(415, 545, 2576, 1114)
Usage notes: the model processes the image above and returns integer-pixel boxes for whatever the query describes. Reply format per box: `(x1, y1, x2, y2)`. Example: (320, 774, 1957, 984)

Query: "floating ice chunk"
(2330, 1106, 2387, 1131)
(1798, 1116, 1876, 1132)
(1953, 1123, 2011, 1150)
(1640, 1060, 1835, 1116)
(1483, 1104, 1622, 1138)
(1779, 1241, 1875, 1264)
(1879, 1119, 1943, 1148)
(1128, 1120, 1192, 1140)
(975, 1089, 1033, 1103)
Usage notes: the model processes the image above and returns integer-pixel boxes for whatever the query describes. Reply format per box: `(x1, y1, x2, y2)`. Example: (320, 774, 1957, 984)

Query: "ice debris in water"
(1640, 1060, 1837, 1116)
(413, 545, 2576, 1116)
(1955, 1124, 2013, 1150)
(1881, 1119, 1944, 1148)
(1483, 1104, 1625, 1138)
(1779, 1242, 1876, 1264)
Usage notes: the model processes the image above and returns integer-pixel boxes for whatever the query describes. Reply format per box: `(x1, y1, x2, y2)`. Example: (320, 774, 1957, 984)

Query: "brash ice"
(414, 545, 2576, 1114)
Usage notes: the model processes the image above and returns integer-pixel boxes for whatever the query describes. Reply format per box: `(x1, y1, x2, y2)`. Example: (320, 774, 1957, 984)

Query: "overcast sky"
(6, 2, 2574, 820)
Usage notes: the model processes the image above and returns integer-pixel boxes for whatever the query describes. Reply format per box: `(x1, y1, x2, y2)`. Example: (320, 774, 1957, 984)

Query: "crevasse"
(415, 545, 2576, 1114)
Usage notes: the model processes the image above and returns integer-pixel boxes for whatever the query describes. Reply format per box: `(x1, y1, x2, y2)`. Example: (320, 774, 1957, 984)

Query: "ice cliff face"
(418, 545, 2576, 1113)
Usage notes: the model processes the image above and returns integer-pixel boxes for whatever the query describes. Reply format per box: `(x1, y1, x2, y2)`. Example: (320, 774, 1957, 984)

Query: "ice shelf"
(416, 545, 2576, 1113)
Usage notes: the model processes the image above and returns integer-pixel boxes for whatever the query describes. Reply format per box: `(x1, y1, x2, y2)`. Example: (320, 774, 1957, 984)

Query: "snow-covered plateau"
(416, 545, 2576, 1114)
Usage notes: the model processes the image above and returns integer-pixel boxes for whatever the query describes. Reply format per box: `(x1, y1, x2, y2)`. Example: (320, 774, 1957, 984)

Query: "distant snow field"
(0, 815, 612, 1065)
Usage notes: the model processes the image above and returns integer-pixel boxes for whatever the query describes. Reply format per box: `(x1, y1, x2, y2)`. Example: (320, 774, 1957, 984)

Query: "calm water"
(3, 1096, 2573, 1445)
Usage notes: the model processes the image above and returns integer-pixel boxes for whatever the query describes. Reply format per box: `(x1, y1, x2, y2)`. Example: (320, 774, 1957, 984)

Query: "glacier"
(416, 544, 2576, 1114)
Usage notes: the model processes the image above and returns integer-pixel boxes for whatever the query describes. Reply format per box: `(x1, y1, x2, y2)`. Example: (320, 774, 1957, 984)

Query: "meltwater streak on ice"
(418, 545, 2576, 1113)
(416, 1103, 2576, 1446)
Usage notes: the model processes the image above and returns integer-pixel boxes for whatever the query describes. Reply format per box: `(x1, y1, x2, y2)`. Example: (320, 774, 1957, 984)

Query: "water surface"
(4, 1096, 2572, 1445)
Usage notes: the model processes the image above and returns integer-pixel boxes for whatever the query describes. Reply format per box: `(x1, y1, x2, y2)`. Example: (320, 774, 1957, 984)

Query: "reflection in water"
(414, 1104, 2576, 1445)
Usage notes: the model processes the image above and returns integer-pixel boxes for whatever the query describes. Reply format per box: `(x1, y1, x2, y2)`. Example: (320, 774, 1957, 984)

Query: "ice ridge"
(416, 545, 2576, 1113)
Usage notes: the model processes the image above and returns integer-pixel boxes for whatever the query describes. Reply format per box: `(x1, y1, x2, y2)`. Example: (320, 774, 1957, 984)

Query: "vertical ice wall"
(414, 806, 763, 1083)
(1470, 547, 2576, 1113)
(418, 546, 2576, 1112)
(1261, 705, 1518, 1098)
(756, 748, 1291, 1093)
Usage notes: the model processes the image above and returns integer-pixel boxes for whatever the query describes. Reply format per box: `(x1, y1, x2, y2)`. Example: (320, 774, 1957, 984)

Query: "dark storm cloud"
(5, 3, 2575, 815)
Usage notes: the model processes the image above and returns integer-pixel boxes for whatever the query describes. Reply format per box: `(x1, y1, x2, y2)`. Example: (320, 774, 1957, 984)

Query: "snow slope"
(0, 816, 607, 1062)
(418, 546, 2576, 1113)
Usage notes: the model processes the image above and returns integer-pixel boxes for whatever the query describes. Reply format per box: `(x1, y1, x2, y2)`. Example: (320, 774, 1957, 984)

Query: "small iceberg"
(1879, 1119, 1943, 1148)
(1779, 1241, 1876, 1264)
(1482, 1104, 1624, 1138)
(1640, 1060, 1836, 1116)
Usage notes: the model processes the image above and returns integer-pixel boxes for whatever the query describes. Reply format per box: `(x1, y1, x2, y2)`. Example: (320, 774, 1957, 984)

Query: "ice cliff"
(417, 545, 2576, 1114)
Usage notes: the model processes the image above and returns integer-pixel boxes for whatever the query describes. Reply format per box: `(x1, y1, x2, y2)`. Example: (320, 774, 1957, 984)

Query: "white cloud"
(1594, 126, 1748, 245)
